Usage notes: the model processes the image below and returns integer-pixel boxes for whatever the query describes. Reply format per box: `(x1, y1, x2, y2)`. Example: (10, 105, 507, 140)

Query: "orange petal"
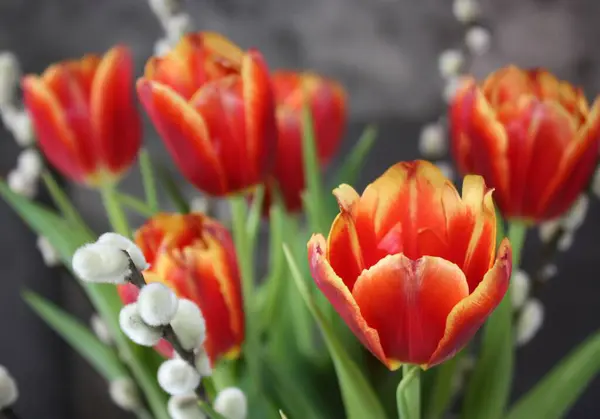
(450, 78, 478, 174)
(352, 253, 469, 366)
(91, 45, 141, 176)
(307, 234, 388, 367)
(427, 238, 512, 368)
(481, 65, 534, 108)
(333, 184, 360, 216)
(326, 212, 365, 291)
(136, 79, 226, 195)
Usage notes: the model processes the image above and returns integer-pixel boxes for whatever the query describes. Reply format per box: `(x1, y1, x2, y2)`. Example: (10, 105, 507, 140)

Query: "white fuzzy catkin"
(516, 299, 544, 346)
(72, 243, 131, 284)
(0, 52, 19, 107)
(510, 270, 530, 311)
(153, 38, 172, 57)
(16, 149, 42, 179)
(7, 168, 37, 198)
(4, 109, 35, 147)
(0, 366, 18, 409)
(36, 236, 61, 267)
(194, 350, 212, 377)
(190, 196, 209, 213)
(109, 378, 141, 412)
(119, 303, 163, 346)
(168, 393, 206, 419)
(436, 161, 455, 181)
(97, 232, 149, 271)
(540, 264, 558, 281)
(214, 387, 248, 419)
(438, 49, 465, 79)
(158, 359, 201, 396)
(171, 299, 206, 351)
(538, 220, 560, 243)
(90, 314, 113, 345)
(442, 77, 462, 103)
(452, 0, 481, 23)
(557, 231, 574, 252)
(465, 26, 491, 55)
(562, 195, 589, 232)
(148, 0, 180, 21)
(137, 283, 179, 326)
(418, 123, 447, 158)
(165, 13, 192, 43)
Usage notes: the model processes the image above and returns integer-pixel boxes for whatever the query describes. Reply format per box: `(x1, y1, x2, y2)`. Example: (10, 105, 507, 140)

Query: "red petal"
(91, 45, 141, 176)
(450, 78, 477, 174)
(427, 239, 512, 368)
(136, 79, 226, 195)
(352, 253, 469, 366)
(326, 211, 365, 291)
(308, 235, 389, 368)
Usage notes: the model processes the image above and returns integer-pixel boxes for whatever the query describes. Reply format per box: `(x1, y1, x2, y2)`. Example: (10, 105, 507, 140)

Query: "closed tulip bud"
(72, 243, 131, 284)
(137, 32, 277, 196)
(22, 46, 141, 186)
(168, 394, 206, 419)
(109, 378, 141, 412)
(214, 387, 247, 419)
(516, 299, 544, 346)
(171, 299, 206, 351)
(97, 232, 149, 271)
(0, 366, 18, 409)
(119, 303, 163, 346)
(137, 283, 179, 326)
(158, 359, 201, 396)
(451, 66, 600, 222)
(194, 350, 212, 376)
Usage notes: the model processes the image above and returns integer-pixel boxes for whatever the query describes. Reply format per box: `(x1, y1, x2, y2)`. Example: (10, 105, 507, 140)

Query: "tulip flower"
(136, 32, 277, 196)
(450, 65, 600, 221)
(265, 71, 346, 212)
(22, 46, 141, 186)
(308, 160, 512, 369)
(118, 213, 244, 363)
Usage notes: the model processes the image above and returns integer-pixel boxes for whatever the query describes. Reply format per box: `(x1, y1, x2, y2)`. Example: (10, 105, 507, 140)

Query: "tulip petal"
(450, 78, 477, 174)
(308, 234, 388, 367)
(91, 45, 141, 176)
(327, 212, 365, 291)
(427, 239, 512, 368)
(137, 79, 227, 195)
(333, 184, 360, 216)
(352, 253, 469, 366)
(481, 66, 534, 108)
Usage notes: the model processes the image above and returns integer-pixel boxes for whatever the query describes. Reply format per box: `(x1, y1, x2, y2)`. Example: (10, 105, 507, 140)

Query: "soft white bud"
(190, 196, 209, 213)
(168, 393, 206, 419)
(418, 123, 447, 158)
(97, 232, 149, 271)
(436, 161, 455, 180)
(72, 243, 131, 284)
(442, 77, 462, 103)
(540, 264, 558, 281)
(516, 299, 544, 346)
(16, 149, 42, 179)
(438, 49, 465, 79)
(538, 220, 560, 243)
(119, 303, 163, 346)
(0, 366, 18, 409)
(0, 52, 19, 107)
(194, 350, 212, 376)
(158, 359, 201, 396)
(465, 26, 492, 55)
(592, 166, 600, 198)
(165, 13, 192, 42)
(562, 195, 589, 231)
(36, 235, 61, 267)
(137, 283, 179, 326)
(452, 0, 481, 23)
(148, 0, 180, 20)
(171, 299, 206, 351)
(510, 269, 530, 311)
(7, 169, 37, 198)
(90, 314, 113, 345)
(557, 231, 574, 252)
(154, 38, 172, 57)
(6, 110, 35, 147)
(214, 387, 247, 419)
(109, 377, 141, 411)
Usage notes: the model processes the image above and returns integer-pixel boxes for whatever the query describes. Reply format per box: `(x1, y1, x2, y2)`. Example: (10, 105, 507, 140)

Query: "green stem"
(397, 365, 421, 419)
(139, 149, 159, 213)
(41, 172, 92, 235)
(99, 182, 131, 236)
(116, 192, 156, 217)
(507, 221, 527, 270)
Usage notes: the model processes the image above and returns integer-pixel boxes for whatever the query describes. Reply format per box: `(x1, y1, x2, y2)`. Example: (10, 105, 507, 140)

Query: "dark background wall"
(1, 0, 600, 418)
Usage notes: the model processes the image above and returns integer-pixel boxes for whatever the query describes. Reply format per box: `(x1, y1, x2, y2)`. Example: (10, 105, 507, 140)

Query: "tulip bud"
(0, 52, 19, 107)
(562, 195, 589, 231)
(438, 49, 464, 79)
(90, 314, 113, 346)
(158, 359, 201, 396)
(97, 233, 149, 271)
(452, 0, 481, 23)
(109, 377, 141, 412)
(119, 303, 163, 346)
(7, 168, 37, 198)
(516, 299, 544, 346)
(137, 283, 179, 326)
(510, 270, 530, 311)
(418, 123, 447, 159)
(214, 387, 247, 419)
(171, 299, 206, 351)
(0, 366, 18, 409)
(465, 26, 491, 55)
(16, 149, 42, 180)
(36, 236, 61, 267)
(194, 350, 212, 377)
(168, 393, 206, 419)
(72, 243, 131, 284)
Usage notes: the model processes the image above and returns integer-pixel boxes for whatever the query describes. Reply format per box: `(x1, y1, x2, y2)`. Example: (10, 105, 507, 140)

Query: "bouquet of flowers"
(1, 1, 599, 418)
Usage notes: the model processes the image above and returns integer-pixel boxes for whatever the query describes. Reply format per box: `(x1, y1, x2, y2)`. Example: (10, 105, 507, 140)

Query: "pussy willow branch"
(125, 255, 205, 400)
(1, 408, 22, 419)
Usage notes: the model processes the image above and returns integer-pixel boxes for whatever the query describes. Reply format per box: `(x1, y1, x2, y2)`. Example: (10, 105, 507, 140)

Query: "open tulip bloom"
(3, 26, 600, 419)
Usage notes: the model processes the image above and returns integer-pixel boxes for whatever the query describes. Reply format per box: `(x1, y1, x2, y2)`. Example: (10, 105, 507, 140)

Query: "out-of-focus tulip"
(265, 71, 346, 212)
(450, 65, 600, 221)
(22, 46, 141, 185)
(136, 32, 276, 196)
(308, 160, 512, 369)
(118, 213, 244, 363)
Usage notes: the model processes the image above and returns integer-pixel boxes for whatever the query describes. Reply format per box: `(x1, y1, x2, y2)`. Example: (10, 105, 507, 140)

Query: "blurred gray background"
(1, 0, 600, 417)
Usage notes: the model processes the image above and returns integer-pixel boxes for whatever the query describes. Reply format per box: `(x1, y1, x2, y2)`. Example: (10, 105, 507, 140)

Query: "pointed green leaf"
(283, 245, 387, 419)
(424, 352, 461, 419)
(332, 124, 377, 188)
(246, 184, 265, 244)
(157, 164, 190, 213)
(41, 171, 92, 236)
(23, 290, 126, 381)
(505, 330, 600, 419)
(139, 148, 159, 213)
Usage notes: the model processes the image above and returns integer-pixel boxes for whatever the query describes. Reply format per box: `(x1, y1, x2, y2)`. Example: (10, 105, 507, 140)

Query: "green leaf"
(246, 184, 265, 245)
(41, 171, 92, 236)
(424, 352, 461, 419)
(332, 124, 377, 187)
(157, 164, 190, 213)
(505, 330, 600, 419)
(139, 148, 159, 213)
(116, 192, 156, 217)
(198, 401, 228, 419)
(283, 245, 387, 419)
(23, 290, 126, 381)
